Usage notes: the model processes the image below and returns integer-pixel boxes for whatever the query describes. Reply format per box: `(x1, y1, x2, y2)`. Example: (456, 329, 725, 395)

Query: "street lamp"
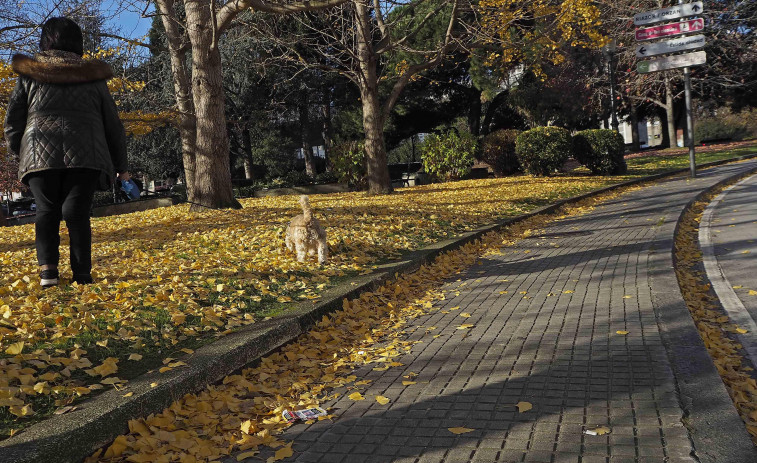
(603, 39, 620, 132)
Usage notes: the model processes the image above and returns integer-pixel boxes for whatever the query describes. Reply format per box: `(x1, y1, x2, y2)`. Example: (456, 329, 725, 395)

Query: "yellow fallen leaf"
(623, 295, 632, 299)
(402, 381, 416, 386)
(585, 426, 611, 436)
(128, 353, 143, 361)
(564, 290, 574, 294)
(449, 306, 460, 311)
(616, 330, 629, 335)
(749, 290, 757, 296)
(736, 328, 749, 334)
(457, 324, 474, 330)
(5, 342, 24, 355)
(180, 348, 194, 354)
(122, 392, 133, 398)
(375, 396, 390, 405)
(241, 420, 253, 434)
(150, 382, 158, 388)
(237, 450, 258, 461)
(159, 366, 172, 374)
(460, 313, 471, 318)
(448, 427, 475, 434)
(516, 401, 532, 413)
(355, 380, 371, 386)
(267, 444, 293, 462)
(733, 285, 743, 289)
(499, 290, 508, 294)
(349, 392, 364, 401)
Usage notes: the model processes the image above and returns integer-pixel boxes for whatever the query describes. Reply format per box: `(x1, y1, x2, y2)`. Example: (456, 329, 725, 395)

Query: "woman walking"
(4, 17, 128, 287)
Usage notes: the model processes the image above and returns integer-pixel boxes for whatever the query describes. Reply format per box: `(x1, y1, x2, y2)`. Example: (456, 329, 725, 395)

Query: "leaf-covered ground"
(675, 185, 757, 443)
(1, 142, 755, 438)
(84, 191, 613, 463)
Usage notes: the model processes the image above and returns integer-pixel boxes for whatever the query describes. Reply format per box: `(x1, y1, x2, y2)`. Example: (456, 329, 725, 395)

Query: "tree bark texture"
(321, 87, 332, 172)
(355, 1, 392, 195)
(468, 87, 482, 137)
(299, 93, 316, 177)
(630, 107, 640, 152)
(664, 77, 677, 148)
(241, 127, 255, 180)
(156, 0, 198, 204)
(185, 0, 241, 210)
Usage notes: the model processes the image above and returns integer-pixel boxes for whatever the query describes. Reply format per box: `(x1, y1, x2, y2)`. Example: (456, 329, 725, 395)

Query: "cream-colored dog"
(285, 195, 328, 264)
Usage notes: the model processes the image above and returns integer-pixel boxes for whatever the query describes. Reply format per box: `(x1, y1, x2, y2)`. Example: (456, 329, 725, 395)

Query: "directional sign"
(636, 35, 706, 58)
(634, 2, 703, 26)
(636, 18, 704, 41)
(637, 51, 707, 74)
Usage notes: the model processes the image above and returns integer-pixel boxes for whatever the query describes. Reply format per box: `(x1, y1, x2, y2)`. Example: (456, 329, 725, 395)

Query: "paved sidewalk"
(700, 173, 757, 367)
(238, 161, 757, 463)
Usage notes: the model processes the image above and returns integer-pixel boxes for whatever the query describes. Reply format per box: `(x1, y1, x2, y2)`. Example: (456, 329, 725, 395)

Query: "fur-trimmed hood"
(11, 50, 113, 84)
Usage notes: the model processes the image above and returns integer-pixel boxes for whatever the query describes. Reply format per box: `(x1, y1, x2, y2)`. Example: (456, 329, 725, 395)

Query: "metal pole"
(609, 52, 619, 132)
(684, 66, 696, 178)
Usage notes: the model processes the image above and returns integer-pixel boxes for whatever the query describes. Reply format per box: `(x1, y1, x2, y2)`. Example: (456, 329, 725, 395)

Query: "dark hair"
(40, 17, 84, 56)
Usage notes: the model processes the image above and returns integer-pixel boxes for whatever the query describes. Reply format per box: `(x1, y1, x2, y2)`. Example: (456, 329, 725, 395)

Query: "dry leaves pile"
(676, 191, 757, 443)
(0, 175, 623, 430)
(85, 190, 621, 463)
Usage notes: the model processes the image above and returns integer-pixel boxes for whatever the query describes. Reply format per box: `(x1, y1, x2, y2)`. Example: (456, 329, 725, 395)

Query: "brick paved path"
(244, 162, 757, 463)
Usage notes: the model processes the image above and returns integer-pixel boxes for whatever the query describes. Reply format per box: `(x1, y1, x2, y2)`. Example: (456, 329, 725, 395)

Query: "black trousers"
(27, 169, 99, 275)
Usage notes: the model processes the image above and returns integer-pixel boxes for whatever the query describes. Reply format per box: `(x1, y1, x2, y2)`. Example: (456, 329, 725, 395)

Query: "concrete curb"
(656, 164, 757, 463)
(2, 154, 757, 463)
(699, 175, 757, 367)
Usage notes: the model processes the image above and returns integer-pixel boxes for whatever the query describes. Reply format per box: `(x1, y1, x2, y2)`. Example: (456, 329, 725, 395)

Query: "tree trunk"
(356, 1, 392, 195)
(321, 86, 332, 172)
(659, 109, 671, 149)
(299, 93, 316, 177)
(241, 127, 255, 180)
(481, 90, 508, 135)
(185, 0, 241, 210)
(156, 0, 198, 203)
(664, 77, 677, 148)
(468, 87, 482, 137)
(630, 106, 641, 152)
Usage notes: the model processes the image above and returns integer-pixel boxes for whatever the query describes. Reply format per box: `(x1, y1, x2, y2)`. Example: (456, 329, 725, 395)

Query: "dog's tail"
(299, 195, 312, 222)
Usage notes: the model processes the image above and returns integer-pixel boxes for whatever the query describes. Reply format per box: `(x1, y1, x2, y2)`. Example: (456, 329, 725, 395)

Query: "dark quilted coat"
(4, 50, 127, 187)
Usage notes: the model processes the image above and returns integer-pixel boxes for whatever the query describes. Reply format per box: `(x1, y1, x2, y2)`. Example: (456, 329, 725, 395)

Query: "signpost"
(635, 18, 704, 41)
(636, 35, 705, 58)
(633, 1, 703, 26)
(637, 51, 707, 73)
(633, 1, 705, 178)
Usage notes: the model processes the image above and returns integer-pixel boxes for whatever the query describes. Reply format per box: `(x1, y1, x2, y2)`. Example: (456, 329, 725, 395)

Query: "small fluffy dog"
(285, 195, 328, 264)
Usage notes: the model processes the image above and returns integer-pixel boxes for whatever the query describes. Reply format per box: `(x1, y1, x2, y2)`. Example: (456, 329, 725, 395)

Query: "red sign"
(635, 18, 704, 41)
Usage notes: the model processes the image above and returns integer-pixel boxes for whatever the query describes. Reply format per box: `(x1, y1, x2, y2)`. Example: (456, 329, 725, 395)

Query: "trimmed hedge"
(515, 126, 572, 176)
(421, 130, 477, 181)
(481, 129, 521, 176)
(573, 129, 627, 175)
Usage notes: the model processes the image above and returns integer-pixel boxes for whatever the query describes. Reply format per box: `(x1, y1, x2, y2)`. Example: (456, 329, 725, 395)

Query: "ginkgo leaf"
(733, 285, 743, 289)
(584, 426, 611, 436)
(460, 313, 471, 318)
(749, 290, 757, 296)
(5, 342, 24, 355)
(237, 450, 258, 461)
(736, 328, 749, 334)
(564, 290, 574, 294)
(150, 382, 158, 388)
(457, 324, 474, 330)
(375, 396, 390, 405)
(616, 330, 629, 335)
(402, 381, 416, 386)
(448, 427, 475, 434)
(348, 392, 365, 401)
(623, 295, 632, 299)
(122, 392, 133, 398)
(267, 444, 293, 462)
(128, 353, 143, 361)
(516, 401, 532, 413)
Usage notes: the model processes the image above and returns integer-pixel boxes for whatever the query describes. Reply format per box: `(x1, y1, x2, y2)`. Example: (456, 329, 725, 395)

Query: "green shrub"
(329, 140, 366, 188)
(481, 129, 521, 176)
(694, 118, 747, 144)
(421, 130, 477, 181)
(515, 126, 572, 176)
(573, 129, 627, 175)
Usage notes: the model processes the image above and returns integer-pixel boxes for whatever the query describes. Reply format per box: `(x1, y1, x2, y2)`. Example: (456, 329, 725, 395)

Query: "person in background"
(4, 17, 128, 287)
